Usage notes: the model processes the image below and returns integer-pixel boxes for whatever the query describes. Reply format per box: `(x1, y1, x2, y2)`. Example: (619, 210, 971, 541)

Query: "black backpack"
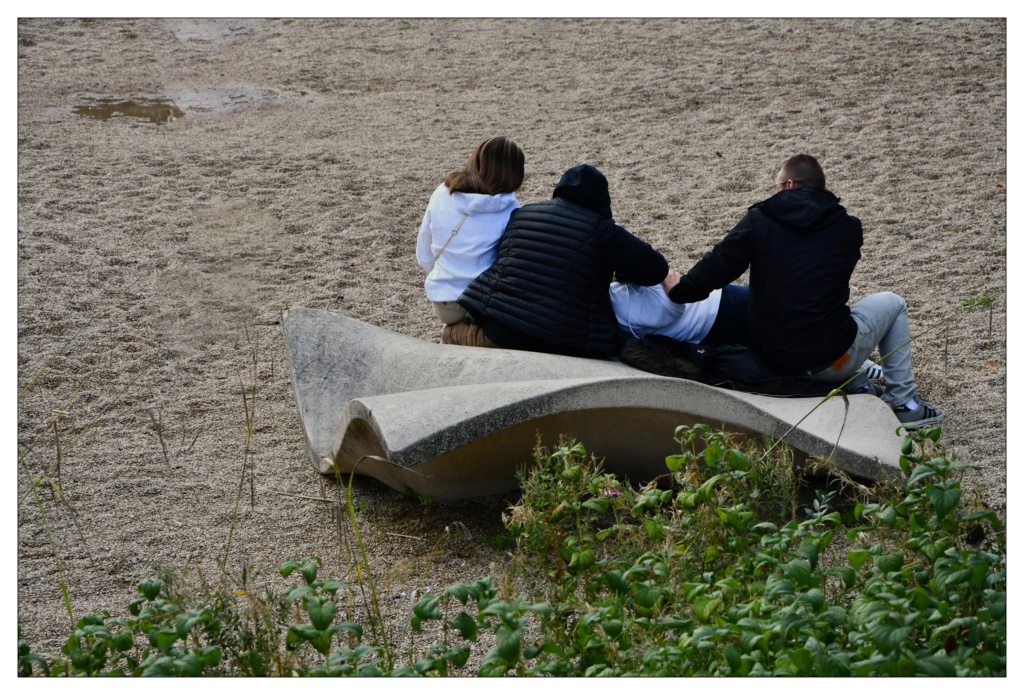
(619, 334, 833, 397)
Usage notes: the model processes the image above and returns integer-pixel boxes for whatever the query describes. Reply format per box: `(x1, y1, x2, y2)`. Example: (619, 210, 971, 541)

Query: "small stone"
(975, 230, 982, 235)
(549, 171, 556, 175)
(131, 557, 138, 564)
(904, 232, 914, 239)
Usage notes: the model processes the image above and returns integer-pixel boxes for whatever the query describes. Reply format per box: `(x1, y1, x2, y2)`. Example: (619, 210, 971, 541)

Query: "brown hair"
(779, 154, 826, 190)
(444, 136, 525, 196)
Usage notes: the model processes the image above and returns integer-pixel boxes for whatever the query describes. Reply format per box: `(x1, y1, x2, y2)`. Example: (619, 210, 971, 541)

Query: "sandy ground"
(16, 18, 1006, 661)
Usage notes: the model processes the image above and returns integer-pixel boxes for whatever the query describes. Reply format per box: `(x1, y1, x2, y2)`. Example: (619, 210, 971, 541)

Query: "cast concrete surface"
(283, 308, 905, 501)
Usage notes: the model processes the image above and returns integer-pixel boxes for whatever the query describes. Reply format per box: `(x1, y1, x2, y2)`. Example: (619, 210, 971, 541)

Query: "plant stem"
(21, 452, 74, 632)
(343, 465, 392, 664)
(944, 323, 949, 397)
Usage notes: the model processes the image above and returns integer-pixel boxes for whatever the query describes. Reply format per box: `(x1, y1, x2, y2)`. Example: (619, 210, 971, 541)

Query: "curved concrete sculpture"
(283, 308, 905, 501)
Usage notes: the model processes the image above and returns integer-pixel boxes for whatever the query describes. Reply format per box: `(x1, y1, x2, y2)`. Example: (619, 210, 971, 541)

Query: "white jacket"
(609, 282, 722, 344)
(416, 184, 520, 302)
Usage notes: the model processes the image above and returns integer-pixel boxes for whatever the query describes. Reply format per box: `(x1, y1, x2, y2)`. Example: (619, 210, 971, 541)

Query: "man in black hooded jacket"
(451, 164, 668, 358)
(666, 154, 943, 427)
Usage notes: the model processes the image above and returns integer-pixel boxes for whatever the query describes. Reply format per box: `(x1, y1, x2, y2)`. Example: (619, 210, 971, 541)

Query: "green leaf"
(727, 448, 749, 471)
(177, 610, 211, 639)
(172, 654, 203, 677)
(642, 517, 665, 541)
(916, 655, 957, 677)
(693, 597, 722, 622)
(602, 569, 630, 594)
(299, 560, 319, 585)
(632, 581, 663, 608)
(792, 538, 821, 567)
(715, 577, 739, 596)
(334, 622, 363, 640)
(549, 501, 569, 522)
(874, 552, 904, 575)
(569, 549, 596, 574)
(869, 623, 912, 655)
(781, 560, 815, 589)
(111, 630, 134, 652)
(197, 647, 221, 667)
(304, 596, 336, 631)
(790, 648, 813, 673)
(799, 588, 824, 612)
(287, 624, 321, 645)
(901, 436, 915, 456)
(141, 662, 174, 677)
(582, 497, 611, 514)
(848, 550, 871, 571)
(675, 491, 699, 510)
(925, 484, 961, 518)
(448, 612, 478, 641)
(704, 441, 723, 465)
(495, 628, 522, 665)
(445, 583, 470, 604)
(665, 454, 686, 471)
(413, 594, 442, 621)
(151, 628, 179, 654)
(444, 646, 471, 668)
(601, 619, 623, 639)
(907, 464, 936, 488)
(139, 580, 161, 602)
(698, 475, 722, 502)
(318, 580, 344, 596)
(703, 545, 720, 565)
(414, 657, 441, 675)
(878, 505, 897, 527)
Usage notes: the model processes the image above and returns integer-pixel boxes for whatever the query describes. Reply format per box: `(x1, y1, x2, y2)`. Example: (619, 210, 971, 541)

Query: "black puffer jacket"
(668, 187, 862, 373)
(459, 165, 668, 357)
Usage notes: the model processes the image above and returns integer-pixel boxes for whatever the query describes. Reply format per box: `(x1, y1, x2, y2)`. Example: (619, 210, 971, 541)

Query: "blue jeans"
(700, 284, 751, 347)
(809, 292, 917, 407)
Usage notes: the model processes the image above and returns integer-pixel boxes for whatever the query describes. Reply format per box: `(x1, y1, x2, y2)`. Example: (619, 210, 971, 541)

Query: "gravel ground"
(16, 17, 1006, 661)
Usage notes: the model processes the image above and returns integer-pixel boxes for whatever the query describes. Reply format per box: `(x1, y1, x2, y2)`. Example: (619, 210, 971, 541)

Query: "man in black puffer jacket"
(666, 154, 943, 428)
(451, 164, 668, 358)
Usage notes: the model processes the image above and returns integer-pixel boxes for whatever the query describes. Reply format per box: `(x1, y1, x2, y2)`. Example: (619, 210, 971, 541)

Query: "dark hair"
(779, 154, 826, 190)
(445, 136, 525, 196)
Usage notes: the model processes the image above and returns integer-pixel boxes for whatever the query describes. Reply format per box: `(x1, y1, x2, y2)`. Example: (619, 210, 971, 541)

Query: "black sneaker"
(893, 399, 945, 428)
(849, 383, 884, 397)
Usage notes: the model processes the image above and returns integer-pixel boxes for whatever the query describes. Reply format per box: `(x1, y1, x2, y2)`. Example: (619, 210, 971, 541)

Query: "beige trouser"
(442, 321, 501, 349)
(431, 301, 470, 325)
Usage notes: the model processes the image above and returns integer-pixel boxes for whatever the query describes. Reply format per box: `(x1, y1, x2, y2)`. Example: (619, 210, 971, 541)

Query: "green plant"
(19, 426, 1005, 677)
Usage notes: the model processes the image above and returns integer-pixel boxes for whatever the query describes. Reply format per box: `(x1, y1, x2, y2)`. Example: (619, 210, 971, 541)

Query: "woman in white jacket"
(416, 136, 525, 324)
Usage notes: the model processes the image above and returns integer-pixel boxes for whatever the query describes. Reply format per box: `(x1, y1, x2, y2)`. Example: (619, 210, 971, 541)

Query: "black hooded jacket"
(458, 164, 668, 357)
(668, 187, 862, 373)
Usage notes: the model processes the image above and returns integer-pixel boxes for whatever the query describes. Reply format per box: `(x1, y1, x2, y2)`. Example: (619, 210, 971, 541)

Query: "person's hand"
(661, 270, 682, 294)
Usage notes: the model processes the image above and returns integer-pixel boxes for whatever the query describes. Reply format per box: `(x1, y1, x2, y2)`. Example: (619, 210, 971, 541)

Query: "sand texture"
(17, 18, 1006, 658)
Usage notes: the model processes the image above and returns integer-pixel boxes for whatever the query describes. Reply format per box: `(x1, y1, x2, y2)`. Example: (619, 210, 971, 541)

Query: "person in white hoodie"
(416, 136, 525, 324)
(610, 274, 752, 347)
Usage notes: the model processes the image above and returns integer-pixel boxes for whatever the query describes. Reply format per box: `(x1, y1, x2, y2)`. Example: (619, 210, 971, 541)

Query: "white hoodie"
(416, 184, 520, 302)
(609, 282, 722, 344)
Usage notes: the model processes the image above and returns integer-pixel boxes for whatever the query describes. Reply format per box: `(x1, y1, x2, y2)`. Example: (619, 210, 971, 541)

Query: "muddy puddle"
(72, 86, 313, 125)
(164, 19, 257, 45)
(72, 97, 184, 124)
